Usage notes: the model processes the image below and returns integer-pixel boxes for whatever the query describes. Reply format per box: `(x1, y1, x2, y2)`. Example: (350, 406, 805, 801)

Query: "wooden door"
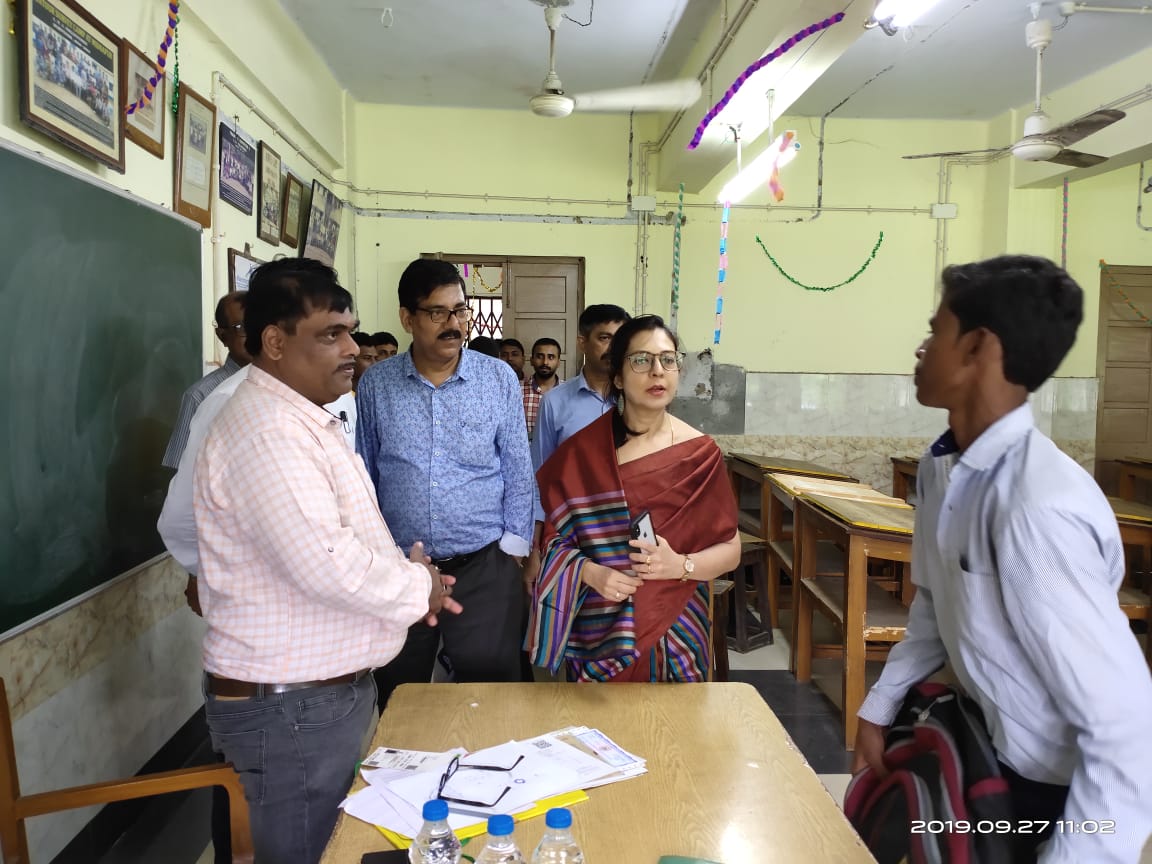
(504, 260, 583, 380)
(1096, 265, 1152, 491)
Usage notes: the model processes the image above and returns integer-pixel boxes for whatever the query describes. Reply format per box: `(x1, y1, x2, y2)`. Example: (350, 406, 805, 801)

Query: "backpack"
(844, 682, 1015, 864)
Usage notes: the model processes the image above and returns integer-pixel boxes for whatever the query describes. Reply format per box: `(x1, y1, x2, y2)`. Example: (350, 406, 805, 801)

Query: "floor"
(90, 605, 862, 864)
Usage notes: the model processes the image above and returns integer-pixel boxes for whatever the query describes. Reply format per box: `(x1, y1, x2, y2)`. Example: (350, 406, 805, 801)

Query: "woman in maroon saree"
(527, 315, 740, 682)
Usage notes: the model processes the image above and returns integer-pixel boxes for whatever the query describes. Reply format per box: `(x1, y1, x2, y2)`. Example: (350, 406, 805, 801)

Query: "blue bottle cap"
(544, 807, 572, 829)
(423, 799, 449, 821)
(487, 814, 515, 837)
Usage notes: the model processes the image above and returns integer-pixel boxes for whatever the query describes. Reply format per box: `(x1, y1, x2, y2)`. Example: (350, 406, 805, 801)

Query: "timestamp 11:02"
(912, 820, 1116, 835)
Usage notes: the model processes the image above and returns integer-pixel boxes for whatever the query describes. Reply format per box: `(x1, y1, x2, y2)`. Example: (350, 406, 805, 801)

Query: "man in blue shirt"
(526, 305, 630, 586)
(854, 256, 1152, 863)
(357, 259, 534, 708)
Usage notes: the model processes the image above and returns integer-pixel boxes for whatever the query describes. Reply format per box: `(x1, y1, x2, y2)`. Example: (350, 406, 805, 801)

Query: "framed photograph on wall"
(218, 121, 255, 215)
(280, 173, 305, 248)
(120, 39, 164, 158)
(16, 0, 125, 172)
(227, 248, 263, 293)
(173, 84, 215, 228)
(302, 179, 342, 267)
(257, 142, 282, 244)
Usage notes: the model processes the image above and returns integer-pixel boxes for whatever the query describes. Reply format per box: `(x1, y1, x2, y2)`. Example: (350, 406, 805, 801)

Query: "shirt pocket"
(445, 417, 497, 468)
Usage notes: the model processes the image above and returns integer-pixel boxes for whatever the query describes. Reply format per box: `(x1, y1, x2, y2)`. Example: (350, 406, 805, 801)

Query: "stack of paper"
(340, 727, 645, 848)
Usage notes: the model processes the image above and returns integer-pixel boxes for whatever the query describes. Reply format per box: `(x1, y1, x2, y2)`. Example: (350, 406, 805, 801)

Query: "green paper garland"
(170, 16, 180, 115)
(755, 231, 884, 292)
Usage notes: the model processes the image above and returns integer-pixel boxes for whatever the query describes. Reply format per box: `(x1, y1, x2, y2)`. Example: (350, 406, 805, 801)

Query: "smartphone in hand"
(630, 509, 658, 546)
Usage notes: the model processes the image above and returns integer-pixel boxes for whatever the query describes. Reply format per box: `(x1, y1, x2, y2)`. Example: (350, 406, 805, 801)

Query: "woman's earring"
(616, 394, 625, 416)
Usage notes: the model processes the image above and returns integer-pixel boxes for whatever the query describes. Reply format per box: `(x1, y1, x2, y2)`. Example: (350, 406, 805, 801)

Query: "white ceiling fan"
(526, 0, 701, 119)
(904, 15, 1125, 167)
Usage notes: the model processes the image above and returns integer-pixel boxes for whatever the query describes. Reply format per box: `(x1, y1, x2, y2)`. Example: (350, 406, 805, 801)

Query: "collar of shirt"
(247, 365, 343, 433)
(401, 345, 473, 386)
(575, 370, 611, 401)
(931, 402, 1034, 469)
(222, 355, 242, 376)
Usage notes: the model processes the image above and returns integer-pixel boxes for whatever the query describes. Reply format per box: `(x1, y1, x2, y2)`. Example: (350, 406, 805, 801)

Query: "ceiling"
(276, 0, 718, 110)
(279, 0, 1152, 120)
(790, 0, 1152, 119)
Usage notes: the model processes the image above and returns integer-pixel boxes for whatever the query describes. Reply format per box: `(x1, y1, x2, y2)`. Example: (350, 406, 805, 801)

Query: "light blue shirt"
(859, 403, 1152, 863)
(355, 348, 533, 560)
(530, 370, 615, 522)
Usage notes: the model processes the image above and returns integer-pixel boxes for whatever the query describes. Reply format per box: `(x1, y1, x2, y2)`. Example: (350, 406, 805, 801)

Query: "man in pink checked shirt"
(193, 258, 462, 864)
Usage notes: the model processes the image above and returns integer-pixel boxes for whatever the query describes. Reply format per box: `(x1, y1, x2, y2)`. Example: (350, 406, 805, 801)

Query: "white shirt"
(158, 368, 358, 573)
(859, 403, 1152, 863)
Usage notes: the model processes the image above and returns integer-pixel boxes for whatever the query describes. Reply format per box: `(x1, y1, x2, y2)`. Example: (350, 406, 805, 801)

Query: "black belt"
(431, 540, 496, 573)
(206, 669, 369, 697)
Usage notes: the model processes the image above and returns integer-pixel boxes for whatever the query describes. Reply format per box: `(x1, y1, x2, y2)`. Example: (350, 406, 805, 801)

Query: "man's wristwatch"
(680, 554, 695, 582)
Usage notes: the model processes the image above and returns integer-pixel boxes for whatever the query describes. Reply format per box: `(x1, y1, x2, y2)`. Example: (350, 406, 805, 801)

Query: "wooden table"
(765, 473, 886, 633)
(890, 456, 920, 503)
(321, 683, 875, 863)
(1110, 495, 1152, 548)
(728, 452, 857, 539)
(1107, 497, 1152, 665)
(1116, 457, 1152, 502)
(792, 494, 915, 750)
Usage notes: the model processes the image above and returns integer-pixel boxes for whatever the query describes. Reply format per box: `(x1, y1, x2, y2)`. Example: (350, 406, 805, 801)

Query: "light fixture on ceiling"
(865, 0, 947, 35)
(718, 131, 800, 203)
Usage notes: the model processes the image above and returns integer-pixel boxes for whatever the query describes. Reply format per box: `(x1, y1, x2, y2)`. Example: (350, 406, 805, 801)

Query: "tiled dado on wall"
(710, 373, 1098, 493)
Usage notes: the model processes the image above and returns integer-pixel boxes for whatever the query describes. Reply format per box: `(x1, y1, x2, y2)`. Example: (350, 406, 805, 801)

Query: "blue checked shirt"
(859, 403, 1152, 863)
(355, 349, 533, 560)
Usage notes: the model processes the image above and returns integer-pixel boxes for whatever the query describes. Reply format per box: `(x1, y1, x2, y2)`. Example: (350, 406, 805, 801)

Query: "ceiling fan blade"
(1046, 149, 1109, 169)
(1049, 109, 1125, 147)
(571, 79, 702, 113)
(902, 148, 1006, 160)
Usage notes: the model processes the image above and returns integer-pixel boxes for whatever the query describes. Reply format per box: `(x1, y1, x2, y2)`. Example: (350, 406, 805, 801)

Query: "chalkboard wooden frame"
(16, 0, 126, 173)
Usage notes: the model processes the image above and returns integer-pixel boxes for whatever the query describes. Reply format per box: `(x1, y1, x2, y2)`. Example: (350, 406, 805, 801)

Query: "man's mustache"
(439, 330, 462, 340)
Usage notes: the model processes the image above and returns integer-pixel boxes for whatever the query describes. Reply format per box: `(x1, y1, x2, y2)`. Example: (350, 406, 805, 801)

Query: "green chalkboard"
(0, 139, 202, 636)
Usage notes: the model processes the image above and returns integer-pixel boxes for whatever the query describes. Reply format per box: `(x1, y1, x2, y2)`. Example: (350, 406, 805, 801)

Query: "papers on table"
(340, 726, 646, 845)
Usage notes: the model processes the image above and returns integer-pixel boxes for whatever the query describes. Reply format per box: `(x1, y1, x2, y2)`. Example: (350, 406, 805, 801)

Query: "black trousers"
(374, 542, 525, 711)
(999, 760, 1070, 864)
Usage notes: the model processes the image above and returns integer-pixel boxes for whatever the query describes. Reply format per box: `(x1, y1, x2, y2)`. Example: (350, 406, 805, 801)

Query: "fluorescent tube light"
(718, 131, 798, 204)
(871, 0, 946, 28)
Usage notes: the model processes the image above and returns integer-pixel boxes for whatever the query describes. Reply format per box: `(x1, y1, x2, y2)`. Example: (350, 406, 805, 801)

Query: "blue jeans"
(204, 673, 376, 864)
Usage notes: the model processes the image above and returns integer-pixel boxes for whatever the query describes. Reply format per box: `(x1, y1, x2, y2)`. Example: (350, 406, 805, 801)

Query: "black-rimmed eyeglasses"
(214, 322, 245, 334)
(626, 350, 685, 373)
(415, 306, 473, 325)
(435, 753, 524, 809)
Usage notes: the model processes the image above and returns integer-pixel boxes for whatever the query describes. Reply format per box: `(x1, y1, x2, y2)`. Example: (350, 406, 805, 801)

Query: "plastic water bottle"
(530, 808, 584, 863)
(409, 799, 462, 864)
(475, 814, 525, 864)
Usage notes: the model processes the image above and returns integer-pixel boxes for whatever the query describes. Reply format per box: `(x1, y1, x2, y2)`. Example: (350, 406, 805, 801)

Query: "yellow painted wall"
(0, 0, 351, 366)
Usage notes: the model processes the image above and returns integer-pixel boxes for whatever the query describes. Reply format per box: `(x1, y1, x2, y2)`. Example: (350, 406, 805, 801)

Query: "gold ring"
(646, 555, 652, 566)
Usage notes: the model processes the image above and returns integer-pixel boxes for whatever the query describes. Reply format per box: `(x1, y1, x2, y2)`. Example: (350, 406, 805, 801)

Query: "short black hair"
(468, 335, 500, 357)
(352, 332, 374, 348)
(214, 291, 246, 329)
(398, 259, 465, 312)
(370, 331, 398, 348)
(243, 258, 353, 357)
(579, 304, 631, 337)
(607, 314, 681, 446)
(531, 337, 562, 355)
(500, 338, 525, 354)
(941, 255, 1082, 392)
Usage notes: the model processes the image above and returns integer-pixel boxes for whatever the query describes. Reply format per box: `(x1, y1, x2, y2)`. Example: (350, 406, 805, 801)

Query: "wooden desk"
(321, 683, 875, 863)
(764, 473, 882, 631)
(1110, 495, 1152, 548)
(1116, 457, 1152, 502)
(728, 453, 857, 540)
(1107, 498, 1152, 665)
(890, 456, 920, 503)
(792, 494, 915, 749)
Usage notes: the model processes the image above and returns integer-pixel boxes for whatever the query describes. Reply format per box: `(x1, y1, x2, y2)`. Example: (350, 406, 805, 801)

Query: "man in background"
(371, 330, 399, 359)
(522, 337, 563, 440)
(357, 258, 533, 710)
(195, 258, 460, 864)
(500, 337, 527, 380)
(468, 335, 500, 357)
(161, 291, 250, 468)
(352, 332, 377, 390)
(526, 305, 630, 588)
